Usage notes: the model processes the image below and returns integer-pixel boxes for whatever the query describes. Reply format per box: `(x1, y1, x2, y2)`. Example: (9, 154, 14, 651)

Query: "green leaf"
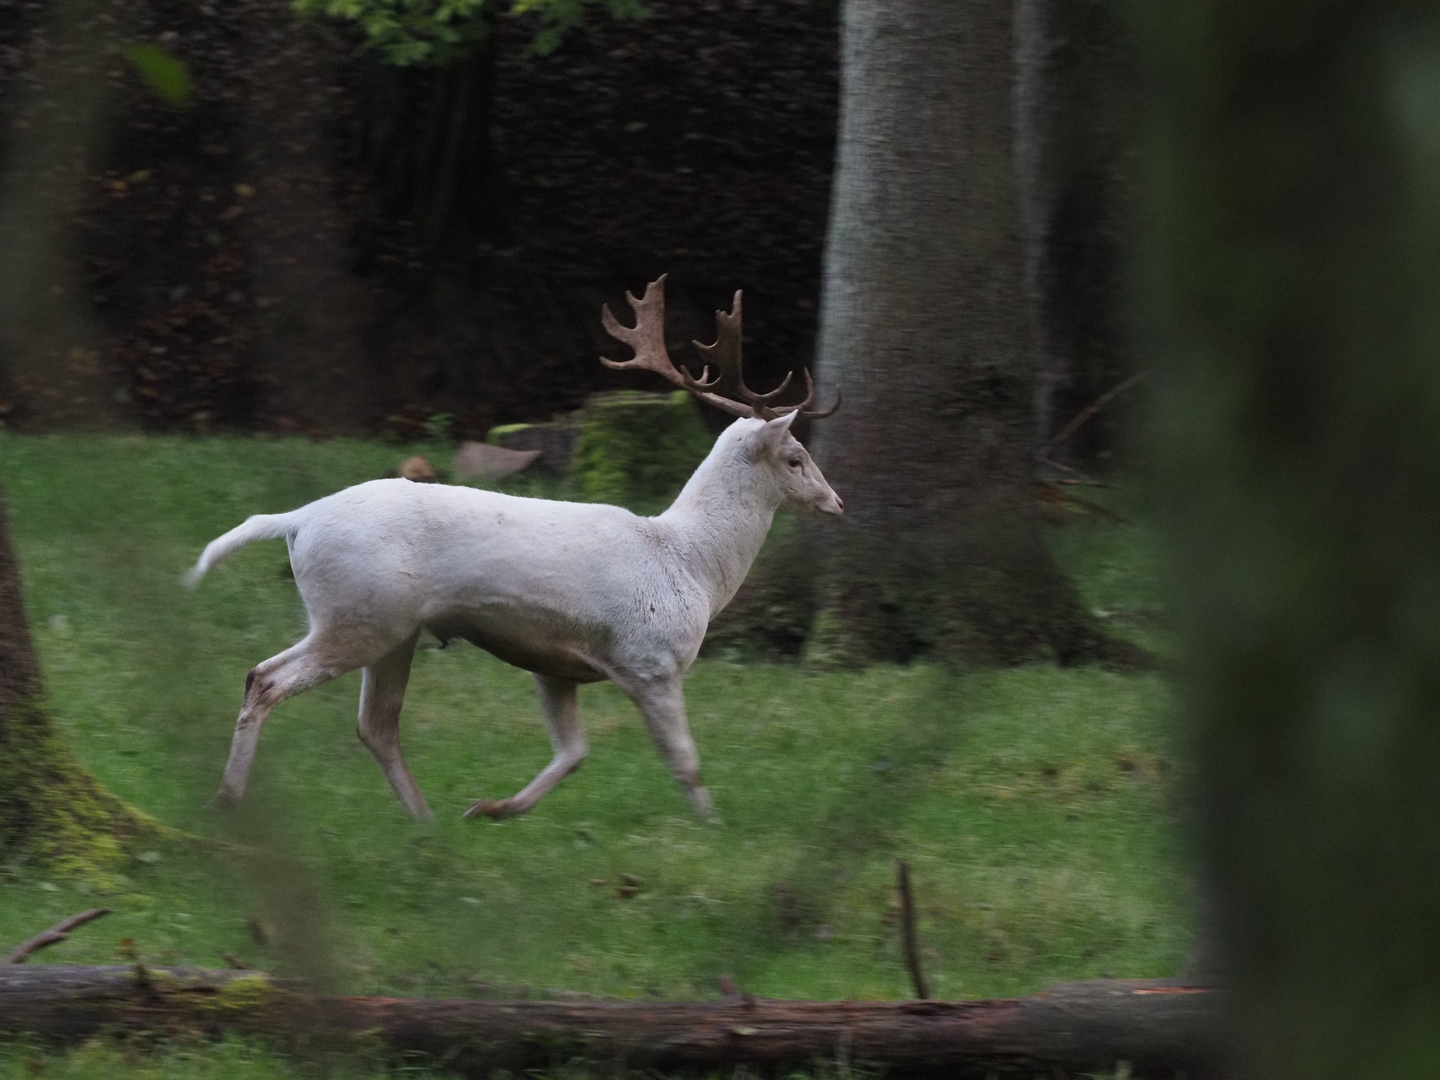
(123, 43, 193, 108)
(289, 0, 648, 66)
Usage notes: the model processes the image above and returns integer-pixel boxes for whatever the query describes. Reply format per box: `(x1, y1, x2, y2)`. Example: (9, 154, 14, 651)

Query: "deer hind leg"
(213, 632, 361, 808)
(357, 631, 431, 820)
(614, 673, 715, 821)
(464, 673, 587, 820)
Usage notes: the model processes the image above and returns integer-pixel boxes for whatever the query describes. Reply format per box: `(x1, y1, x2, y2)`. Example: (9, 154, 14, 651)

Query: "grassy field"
(0, 433, 1186, 1019)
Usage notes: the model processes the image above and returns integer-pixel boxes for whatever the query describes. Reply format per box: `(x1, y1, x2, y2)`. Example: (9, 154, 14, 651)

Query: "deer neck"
(658, 448, 778, 617)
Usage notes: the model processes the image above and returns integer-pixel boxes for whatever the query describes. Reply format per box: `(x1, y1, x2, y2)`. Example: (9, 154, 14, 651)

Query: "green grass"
(0, 1039, 1133, 1080)
(0, 1038, 374, 1080)
(1046, 483, 1170, 657)
(0, 433, 1189, 1007)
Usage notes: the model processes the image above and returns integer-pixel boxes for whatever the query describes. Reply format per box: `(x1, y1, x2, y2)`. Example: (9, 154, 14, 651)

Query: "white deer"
(185, 276, 842, 821)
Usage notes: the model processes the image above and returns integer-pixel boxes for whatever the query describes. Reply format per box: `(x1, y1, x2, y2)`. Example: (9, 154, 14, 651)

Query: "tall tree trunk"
(358, 22, 506, 260)
(805, 0, 1119, 666)
(1138, 1, 1440, 1075)
(1014, 0, 1062, 450)
(1017, 0, 1138, 464)
(240, 15, 379, 433)
(0, 0, 122, 430)
(0, 484, 149, 880)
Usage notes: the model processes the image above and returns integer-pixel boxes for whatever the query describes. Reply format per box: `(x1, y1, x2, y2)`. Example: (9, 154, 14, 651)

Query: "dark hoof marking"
(462, 799, 514, 820)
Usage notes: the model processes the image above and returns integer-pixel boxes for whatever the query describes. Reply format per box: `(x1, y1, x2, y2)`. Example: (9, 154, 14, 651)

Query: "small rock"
(452, 441, 541, 480)
(619, 872, 643, 887)
(398, 455, 439, 482)
(487, 421, 581, 477)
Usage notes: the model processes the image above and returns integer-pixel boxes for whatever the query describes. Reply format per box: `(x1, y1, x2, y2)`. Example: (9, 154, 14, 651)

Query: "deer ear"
(759, 411, 798, 447)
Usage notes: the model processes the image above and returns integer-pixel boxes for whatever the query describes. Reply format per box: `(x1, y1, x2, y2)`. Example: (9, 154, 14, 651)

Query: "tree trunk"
(1017, 0, 1137, 464)
(1137, 0, 1440, 1076)
(239, 16, 379, 434)
(805, 0, 1122, 666)
(0, 484, 149, 879)
(358, 23, 506, 259)
(0, 0, 123, 430)
(0, 965, 1223, 1078)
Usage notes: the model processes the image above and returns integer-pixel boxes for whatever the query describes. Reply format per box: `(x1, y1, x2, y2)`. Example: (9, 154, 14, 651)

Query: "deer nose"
(836, 495, 845, 512)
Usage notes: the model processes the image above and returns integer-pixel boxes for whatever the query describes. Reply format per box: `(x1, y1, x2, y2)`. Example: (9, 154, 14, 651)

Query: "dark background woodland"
(0, 0, 1130, 455)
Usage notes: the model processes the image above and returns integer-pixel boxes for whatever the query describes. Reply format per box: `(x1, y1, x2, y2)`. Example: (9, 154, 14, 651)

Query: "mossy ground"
(0, 693, 165, 890)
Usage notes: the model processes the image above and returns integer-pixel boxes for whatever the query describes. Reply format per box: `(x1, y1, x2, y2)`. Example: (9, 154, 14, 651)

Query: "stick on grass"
(3, 908, 110, 964)
(896, 859, 928, 1000)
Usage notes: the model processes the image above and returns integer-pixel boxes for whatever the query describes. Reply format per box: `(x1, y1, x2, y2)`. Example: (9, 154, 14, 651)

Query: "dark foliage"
(0, 0, 838, 436)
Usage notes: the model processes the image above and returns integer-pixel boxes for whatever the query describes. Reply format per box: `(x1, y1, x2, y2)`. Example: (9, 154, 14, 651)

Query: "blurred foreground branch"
(0, 965, 1220, 1078)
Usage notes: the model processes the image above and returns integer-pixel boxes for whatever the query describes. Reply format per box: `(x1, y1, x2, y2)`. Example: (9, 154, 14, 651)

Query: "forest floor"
(0, 432, 1180, 1076)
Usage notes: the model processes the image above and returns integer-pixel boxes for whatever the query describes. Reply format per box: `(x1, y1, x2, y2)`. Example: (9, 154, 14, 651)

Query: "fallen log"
(0, 965, 1223, 1078)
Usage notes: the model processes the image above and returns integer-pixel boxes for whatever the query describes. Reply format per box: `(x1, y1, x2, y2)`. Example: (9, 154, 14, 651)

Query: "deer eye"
(788, 457, 803, 470)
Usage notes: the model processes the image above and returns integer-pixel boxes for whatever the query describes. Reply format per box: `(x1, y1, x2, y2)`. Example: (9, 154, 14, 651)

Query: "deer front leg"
(614, 673, 715, 821)
(357, 631, 431, 820)
(464, 674, 587, 820)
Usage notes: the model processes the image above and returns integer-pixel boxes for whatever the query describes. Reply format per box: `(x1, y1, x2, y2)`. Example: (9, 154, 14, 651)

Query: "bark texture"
(241, 19, 378, 432)
(0, 965, 1223, 1078)
(1138, 1, 1440, 1076)
(360, 33, 505, 255)
(807, 0, 1118, 666)
(0, 484, 150, 880)
(1016, 0, 1137, 462)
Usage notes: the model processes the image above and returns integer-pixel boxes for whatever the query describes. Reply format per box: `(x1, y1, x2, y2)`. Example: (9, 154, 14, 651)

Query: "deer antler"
(686, 292, 794, 410)
(601, 276, 840, 421)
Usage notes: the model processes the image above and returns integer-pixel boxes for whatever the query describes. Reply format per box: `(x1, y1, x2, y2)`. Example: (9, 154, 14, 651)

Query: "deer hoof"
(688, 786, 719, 822)
(462, 798, 514, 820)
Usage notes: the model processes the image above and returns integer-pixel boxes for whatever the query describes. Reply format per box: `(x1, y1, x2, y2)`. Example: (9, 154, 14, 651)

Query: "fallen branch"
(0, 965, 1222, 1078)
(1036, 480, 1131, 524)
(220, 951, 250, 971)
(2, 910, 110, 964)
(1044, 370, 1150, 453)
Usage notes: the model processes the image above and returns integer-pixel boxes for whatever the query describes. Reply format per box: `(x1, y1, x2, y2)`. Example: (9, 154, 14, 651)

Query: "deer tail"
(184, 513, 298, 587)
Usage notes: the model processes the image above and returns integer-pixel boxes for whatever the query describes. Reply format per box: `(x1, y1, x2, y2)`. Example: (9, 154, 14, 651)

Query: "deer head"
(601, 276, 843, 519)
